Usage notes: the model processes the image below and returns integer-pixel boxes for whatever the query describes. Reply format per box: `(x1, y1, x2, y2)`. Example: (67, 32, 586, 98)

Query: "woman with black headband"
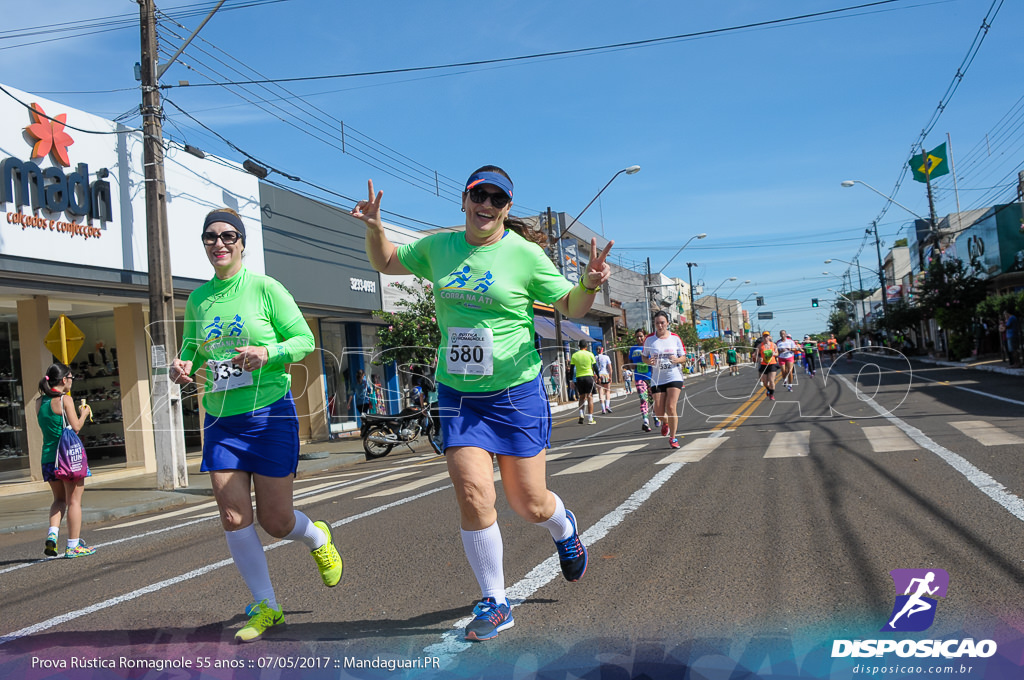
(354, 166, 613, 641)
(169, 208, 342, 643)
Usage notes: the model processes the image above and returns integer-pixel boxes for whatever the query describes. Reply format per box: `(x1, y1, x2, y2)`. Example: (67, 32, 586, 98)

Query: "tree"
(916, 258, 987, 360)
(673, 322, 699, 350)
(371, 278, 442, 369)
(878, 300, 922, 336)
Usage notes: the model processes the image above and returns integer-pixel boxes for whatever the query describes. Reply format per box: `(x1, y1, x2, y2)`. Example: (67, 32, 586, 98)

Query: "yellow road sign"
(44, 315, 85, 364)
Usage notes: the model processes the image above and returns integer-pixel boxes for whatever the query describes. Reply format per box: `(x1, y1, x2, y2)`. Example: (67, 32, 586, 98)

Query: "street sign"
(757, 312, 774, 320)
(43, 315, 85, 364)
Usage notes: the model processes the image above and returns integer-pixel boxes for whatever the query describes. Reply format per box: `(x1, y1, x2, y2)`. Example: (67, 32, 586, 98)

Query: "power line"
(163, 1, 912, 90)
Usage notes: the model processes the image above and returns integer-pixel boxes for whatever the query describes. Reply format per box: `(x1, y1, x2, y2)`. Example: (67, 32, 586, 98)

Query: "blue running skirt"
(438, 372, 551, 458)
(201, 393, 299, 477)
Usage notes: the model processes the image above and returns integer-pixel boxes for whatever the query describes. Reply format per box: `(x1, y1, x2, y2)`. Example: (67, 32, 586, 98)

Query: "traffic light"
(811, 298, 819, 308)
(756, 296, 765, 306)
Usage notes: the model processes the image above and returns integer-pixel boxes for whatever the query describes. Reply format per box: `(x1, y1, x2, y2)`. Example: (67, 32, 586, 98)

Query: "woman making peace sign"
(355, 165, 613, 641)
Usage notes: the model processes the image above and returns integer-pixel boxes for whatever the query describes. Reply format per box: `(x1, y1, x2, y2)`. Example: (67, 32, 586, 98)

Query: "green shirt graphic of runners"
(181, 267, 315, 417)
(398, 230, 574, 392)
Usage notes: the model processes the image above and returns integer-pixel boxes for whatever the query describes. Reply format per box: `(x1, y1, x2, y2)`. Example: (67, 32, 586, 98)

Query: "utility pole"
(871, 220, 888, 334)
(686, 262, 697, 326)
(547, 208, 567, 404)
(644, 258, 653, 332)
(140, 0, 187, 489)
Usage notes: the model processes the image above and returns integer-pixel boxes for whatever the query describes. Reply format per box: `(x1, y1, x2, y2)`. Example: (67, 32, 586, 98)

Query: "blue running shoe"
(464, 597, 514, 641)
(554, 510, 588, 582)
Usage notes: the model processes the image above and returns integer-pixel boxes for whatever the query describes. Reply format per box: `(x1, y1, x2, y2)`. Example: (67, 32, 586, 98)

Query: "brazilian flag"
(909, 143, 949, 183)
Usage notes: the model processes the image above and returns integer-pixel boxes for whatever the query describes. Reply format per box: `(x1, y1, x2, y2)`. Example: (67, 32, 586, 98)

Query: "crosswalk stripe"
(357, 471, 452, 498)
(949, 421, 1024, 446)
(656, 437, 728, 464)
(862, 425, 920, 452)
(763, 431, 810, 458)
(554, 444, 646, 475)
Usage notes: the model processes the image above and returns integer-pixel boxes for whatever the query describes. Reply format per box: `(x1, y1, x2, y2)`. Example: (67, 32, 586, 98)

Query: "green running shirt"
(570, 350, 596, 378)
(181, 267, 315, 417)
(397, 230, 575, 392)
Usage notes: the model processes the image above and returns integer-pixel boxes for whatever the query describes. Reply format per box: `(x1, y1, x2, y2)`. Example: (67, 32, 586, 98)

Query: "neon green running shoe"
(311, 521, 342, 587)
(235, 600, 284, 643)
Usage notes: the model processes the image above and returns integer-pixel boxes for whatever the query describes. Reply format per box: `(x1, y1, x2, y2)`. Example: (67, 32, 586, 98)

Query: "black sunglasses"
(202, 231, 242, 246)
(467, 187, 510, 209)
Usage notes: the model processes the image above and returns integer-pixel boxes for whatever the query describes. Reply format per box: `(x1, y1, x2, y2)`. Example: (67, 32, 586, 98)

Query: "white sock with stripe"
(536, 492, 573, 542)
(461, 523, 506, 606)
(284, 510, 326, 551)
(225, 524, 277, 609)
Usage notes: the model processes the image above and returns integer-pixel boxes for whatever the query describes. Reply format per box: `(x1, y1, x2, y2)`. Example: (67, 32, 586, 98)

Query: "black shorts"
(651, 380, 684, 394)
(597, 374, 611, 386)
(575, 376, 595, 395)
(758, 363, 779, 375)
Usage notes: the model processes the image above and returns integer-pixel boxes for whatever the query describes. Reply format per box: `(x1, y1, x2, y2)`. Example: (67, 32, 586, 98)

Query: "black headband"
(203, 211, 246, 244)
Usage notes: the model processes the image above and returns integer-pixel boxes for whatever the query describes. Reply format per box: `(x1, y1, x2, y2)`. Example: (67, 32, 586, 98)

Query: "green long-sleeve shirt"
(181, 267, 314, 417)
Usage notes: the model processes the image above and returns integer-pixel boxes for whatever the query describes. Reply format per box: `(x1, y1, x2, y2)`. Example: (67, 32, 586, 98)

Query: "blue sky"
(2, 0, 1021, 336)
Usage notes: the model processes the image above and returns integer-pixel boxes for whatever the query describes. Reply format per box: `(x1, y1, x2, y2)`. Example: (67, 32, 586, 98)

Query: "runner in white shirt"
(642, 311, 687, 449)
(594, 345, 613, 413)
(776, 330, 799, 391)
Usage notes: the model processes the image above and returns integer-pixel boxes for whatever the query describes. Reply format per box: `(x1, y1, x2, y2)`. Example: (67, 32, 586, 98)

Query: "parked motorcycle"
(361, 405, 443, 459)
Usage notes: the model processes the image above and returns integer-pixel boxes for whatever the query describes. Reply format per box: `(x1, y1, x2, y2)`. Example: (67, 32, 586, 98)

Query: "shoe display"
(65, 540, 96, 559)
(235, 600, 284, 643)
(553, 509, 588, 582)
(311, 521, 342, 587)
(44, 531, 58, 557)
(464, 597, 514, 641)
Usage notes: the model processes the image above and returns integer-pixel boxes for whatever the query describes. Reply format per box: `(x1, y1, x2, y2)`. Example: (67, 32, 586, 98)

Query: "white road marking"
(0, 485, 452, 646)
(862, 425, 920, 452)
(864, 426, 921, 450)
(763, 431, 810, 458)
(949, 420, 1024, 446)
(833, 373, 1024, 522)
(656, 436, 728, 464)
(554, 444, 646, 475)
(911, 373, 1024, 406)
(422, 463, 686, 666)
(357, 471, 452, 498)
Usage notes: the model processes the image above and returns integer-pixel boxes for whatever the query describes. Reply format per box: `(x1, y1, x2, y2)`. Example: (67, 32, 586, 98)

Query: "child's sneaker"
(44, 531, 58, 557)
(65, 540, 96, 559)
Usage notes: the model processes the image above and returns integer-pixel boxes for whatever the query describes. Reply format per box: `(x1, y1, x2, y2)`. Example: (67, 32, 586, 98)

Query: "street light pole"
(709, 276, 737, 340)
(549, 166, 639, 401)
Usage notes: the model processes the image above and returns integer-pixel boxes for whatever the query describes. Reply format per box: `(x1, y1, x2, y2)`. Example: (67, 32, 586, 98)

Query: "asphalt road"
(1, 354, 1023, 679)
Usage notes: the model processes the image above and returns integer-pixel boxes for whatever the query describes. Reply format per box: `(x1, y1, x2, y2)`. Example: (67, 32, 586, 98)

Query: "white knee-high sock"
(460, 523, 506, 605)
(284, 510, 326, 551)
(225, 524, 276, 609)
(535, 492, 573, 542)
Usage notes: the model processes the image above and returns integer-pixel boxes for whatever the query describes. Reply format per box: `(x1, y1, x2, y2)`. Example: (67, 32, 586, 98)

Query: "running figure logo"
(881, 568, 949, 632)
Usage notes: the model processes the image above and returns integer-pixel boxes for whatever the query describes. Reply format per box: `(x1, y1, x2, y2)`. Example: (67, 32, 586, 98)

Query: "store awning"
(534, 316, 595, 342)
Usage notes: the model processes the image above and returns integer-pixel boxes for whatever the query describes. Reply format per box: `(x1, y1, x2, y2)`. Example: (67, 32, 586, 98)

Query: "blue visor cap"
(465, 171, 513, 200)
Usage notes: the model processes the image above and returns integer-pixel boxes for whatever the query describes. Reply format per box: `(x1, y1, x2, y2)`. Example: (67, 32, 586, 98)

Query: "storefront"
(0, 84, 383, 491)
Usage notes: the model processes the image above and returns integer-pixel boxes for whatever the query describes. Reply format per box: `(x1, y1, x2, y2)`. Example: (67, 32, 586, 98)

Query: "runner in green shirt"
(356, 166, 612, 641)
(570, 342, 597, 424)
(169, 208, 341, 643)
